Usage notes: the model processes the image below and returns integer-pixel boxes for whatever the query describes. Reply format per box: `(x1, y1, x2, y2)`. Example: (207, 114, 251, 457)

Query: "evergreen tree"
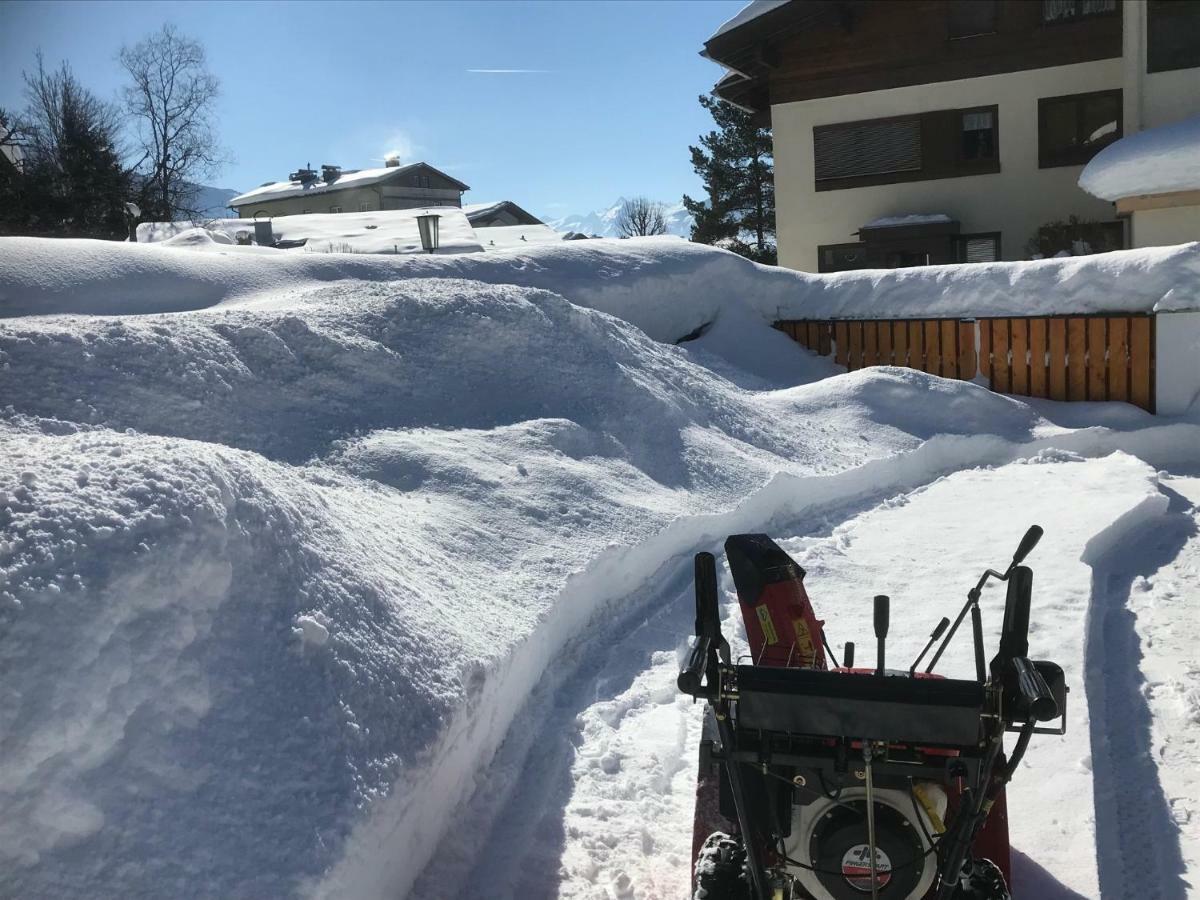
(682, 95, 776, 265)
(1, 55, 131, 239)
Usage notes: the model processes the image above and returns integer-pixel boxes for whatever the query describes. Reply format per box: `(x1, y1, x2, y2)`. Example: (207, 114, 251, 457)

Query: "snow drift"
(2, 234, 1199, 899)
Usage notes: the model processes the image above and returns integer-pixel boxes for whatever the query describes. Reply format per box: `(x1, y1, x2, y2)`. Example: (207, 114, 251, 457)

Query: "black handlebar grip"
(694, 552, 719, 638)
(999, 566, 1033, 661)
(1013, 525, 1044, 566)
(874, 594, 890, 639)
(678, 635, 713, 696)
(844, 642, 855, 669)
(1012, 656, 1058, 722)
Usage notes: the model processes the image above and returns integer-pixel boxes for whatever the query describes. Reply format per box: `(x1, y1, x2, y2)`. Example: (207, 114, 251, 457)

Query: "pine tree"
(2, 55, 131, 239)
(683, 95, 776, 265)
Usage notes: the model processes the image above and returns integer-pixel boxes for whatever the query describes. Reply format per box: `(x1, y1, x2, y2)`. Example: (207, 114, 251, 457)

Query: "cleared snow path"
(416, 450, 1199, 900)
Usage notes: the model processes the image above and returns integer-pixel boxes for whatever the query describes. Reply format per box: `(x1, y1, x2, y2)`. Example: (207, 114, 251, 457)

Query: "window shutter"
(814, 118, 922, 181)
(962, 236, 998, 263)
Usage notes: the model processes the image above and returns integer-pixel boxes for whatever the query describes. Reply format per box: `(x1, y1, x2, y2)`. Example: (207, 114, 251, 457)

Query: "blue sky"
(0, 0, 745, 219)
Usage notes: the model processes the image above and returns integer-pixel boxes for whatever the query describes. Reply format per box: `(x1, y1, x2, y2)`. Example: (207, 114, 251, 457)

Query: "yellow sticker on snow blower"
(755, 604, 779, 645)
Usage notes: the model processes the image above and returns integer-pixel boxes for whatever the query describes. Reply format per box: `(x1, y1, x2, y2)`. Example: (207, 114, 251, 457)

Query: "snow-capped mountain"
(193, 185, 240, 219)
(546, 197, 694, 238)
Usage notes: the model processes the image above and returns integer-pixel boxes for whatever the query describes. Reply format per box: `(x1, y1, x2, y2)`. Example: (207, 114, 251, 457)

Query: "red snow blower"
(678, 528, 1067, 900)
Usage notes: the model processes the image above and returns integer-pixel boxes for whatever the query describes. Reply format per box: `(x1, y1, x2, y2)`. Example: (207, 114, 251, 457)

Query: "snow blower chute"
(678, 528, 1067, 900)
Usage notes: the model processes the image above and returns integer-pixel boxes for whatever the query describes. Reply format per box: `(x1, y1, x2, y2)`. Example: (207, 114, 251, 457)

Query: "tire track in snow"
(1083, 488, 1194, 900)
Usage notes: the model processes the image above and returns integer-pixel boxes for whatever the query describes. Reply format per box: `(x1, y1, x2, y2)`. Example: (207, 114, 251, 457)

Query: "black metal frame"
(679, 527, 1067, 900)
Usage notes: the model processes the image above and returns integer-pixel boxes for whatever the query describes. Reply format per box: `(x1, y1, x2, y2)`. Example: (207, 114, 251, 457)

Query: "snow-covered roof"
(861, 214, 955, 230)
(228, 162, 468, 207)
(461, 200, 544, 227)
(707, 0, 791, 41)
(1079, 114, 1200, 202)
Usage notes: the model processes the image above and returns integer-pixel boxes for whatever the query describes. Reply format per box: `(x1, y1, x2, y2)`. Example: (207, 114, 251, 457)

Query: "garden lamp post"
(416, 213, 441, 254)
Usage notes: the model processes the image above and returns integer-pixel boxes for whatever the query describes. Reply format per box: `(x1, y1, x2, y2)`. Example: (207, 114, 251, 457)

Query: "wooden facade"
(775, 314, 1156, 412)
(706, 0, 1122, 116)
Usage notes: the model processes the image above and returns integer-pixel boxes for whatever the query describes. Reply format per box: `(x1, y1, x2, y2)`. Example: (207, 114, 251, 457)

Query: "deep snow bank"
(0, 239, 1045, 899)
(4, 236, 1200, 336)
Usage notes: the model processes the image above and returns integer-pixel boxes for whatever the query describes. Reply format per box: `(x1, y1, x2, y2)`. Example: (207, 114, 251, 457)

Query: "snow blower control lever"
(679, 526, 1068, 900)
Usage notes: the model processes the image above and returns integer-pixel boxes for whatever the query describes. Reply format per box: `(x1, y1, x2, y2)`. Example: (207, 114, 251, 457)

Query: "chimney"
(321, 164, 342, 184)
(384, 156, 401, 168)
(289, 165, 319, 185)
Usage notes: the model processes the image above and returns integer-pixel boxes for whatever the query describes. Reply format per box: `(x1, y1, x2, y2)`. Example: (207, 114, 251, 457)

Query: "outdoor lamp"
(416, 213, 441, 254)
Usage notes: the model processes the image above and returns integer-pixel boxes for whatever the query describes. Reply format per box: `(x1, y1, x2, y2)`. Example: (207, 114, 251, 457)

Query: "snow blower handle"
(873, 594, 889, 676)
(678, 552, 726, 698)
(1011, 656, 1059, 722)
(1011, 524, 1044, 569)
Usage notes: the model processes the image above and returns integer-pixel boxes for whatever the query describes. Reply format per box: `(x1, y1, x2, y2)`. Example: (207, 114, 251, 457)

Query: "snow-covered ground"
(1, 235, 1198, 899)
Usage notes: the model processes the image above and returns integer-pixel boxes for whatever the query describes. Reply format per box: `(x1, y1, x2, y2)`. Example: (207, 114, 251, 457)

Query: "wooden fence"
(775, 315, 1156, 412)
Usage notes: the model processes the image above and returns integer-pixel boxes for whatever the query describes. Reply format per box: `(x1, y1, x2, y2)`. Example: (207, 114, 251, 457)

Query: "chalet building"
(228, 159, 469, 219)
(703, 0, 1200, 272)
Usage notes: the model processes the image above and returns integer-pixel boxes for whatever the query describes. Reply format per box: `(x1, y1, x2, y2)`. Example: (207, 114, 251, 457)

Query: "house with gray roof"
(229, 159, 469, 218)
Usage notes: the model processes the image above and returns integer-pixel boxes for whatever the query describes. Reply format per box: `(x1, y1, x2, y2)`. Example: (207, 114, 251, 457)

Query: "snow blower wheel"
(680, 529, 1067, 900)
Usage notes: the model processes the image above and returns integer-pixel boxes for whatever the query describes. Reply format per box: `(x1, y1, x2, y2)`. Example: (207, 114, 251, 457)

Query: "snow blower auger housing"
(678, 529, 1068, 900)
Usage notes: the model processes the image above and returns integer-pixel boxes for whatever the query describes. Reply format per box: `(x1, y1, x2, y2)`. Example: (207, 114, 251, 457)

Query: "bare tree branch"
(119, 25, 227, 220)
(616, 197, 668, 238)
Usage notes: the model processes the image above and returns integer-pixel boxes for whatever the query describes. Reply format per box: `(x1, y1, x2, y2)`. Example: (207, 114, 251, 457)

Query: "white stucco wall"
(771, 59, 1124, 272)
(1131, 207, 1200, 248)
(1122, 0, 1200, 131)
(1156, 310, 1200, 415)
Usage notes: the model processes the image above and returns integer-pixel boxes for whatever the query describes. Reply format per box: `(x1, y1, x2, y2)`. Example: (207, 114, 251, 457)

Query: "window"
(955, 233, 1001, 263)
(814, 106, 999, 190)
(1148, 0, 1200, 73)
(302, 209, 311, 214)
(359, 201, 371, 211)
(329, 205, 342, 214)
(949, 0, 997, 38)
(814, 117, 922, 181)
(411, 174, 431, 188)
(1038, 90, 1121, 167)
(818, 243, 867, 273)
(1042, 0, 1117, 24)
(960, 109, 997, 161)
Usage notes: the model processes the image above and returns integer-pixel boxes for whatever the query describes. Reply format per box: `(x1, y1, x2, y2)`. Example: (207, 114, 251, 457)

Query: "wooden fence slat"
(979, 320, 992, 385)
(893, 319, 909, 368)
(1087, 318, 1107, 401)
(805, 322, 818, 351)
(909, 321, 924, 371)
(863, 321, 879, 367)
(1107, 318, 1129, 402)
(835, 322, 849, 367)
(1048, 319, 1068, 401)
(991, 320, 1011, 393)
(1028, 319, 1048, 398)
(878, 321, 894, 367)
(818, 322, 832, 357)
(924, 321, 941, 377)
(939, 320, 957, 378)
(1010, 319, 1029, 395)
(1130, 317, 1152, 411)
(958, 320, 976, 381)
(1067, 318, 1088, 401)
(848, 322, 864, 371)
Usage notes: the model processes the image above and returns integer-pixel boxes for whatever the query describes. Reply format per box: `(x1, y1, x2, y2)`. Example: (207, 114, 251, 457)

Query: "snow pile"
(2, 233, 1200, 899)
(707, 0, 790, 40)
(473, 223, 564, 250)
(1080, 113, 1200, 201)
(137, 207, 483, 256)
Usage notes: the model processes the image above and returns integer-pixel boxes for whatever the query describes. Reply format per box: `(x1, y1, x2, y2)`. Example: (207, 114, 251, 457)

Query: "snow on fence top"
(1079, 113, 1200, 201)
(2, 236, 1198, 332)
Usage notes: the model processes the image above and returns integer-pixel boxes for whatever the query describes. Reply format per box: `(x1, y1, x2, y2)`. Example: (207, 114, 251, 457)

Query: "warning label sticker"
(755, 604, 778, 645)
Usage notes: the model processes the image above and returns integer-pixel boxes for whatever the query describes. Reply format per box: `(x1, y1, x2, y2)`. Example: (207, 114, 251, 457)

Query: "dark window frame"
(955, 232, 1002, 263)
(948, 0, 999, 40)
(957, 105, 1000, 163)
(1037, 88, 1123, 168)
(814, 105, 1001, 192)
(818, 242, 868, 273)
(1040, 0, 1119, 26)
(1147, 0, 1200, 73)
